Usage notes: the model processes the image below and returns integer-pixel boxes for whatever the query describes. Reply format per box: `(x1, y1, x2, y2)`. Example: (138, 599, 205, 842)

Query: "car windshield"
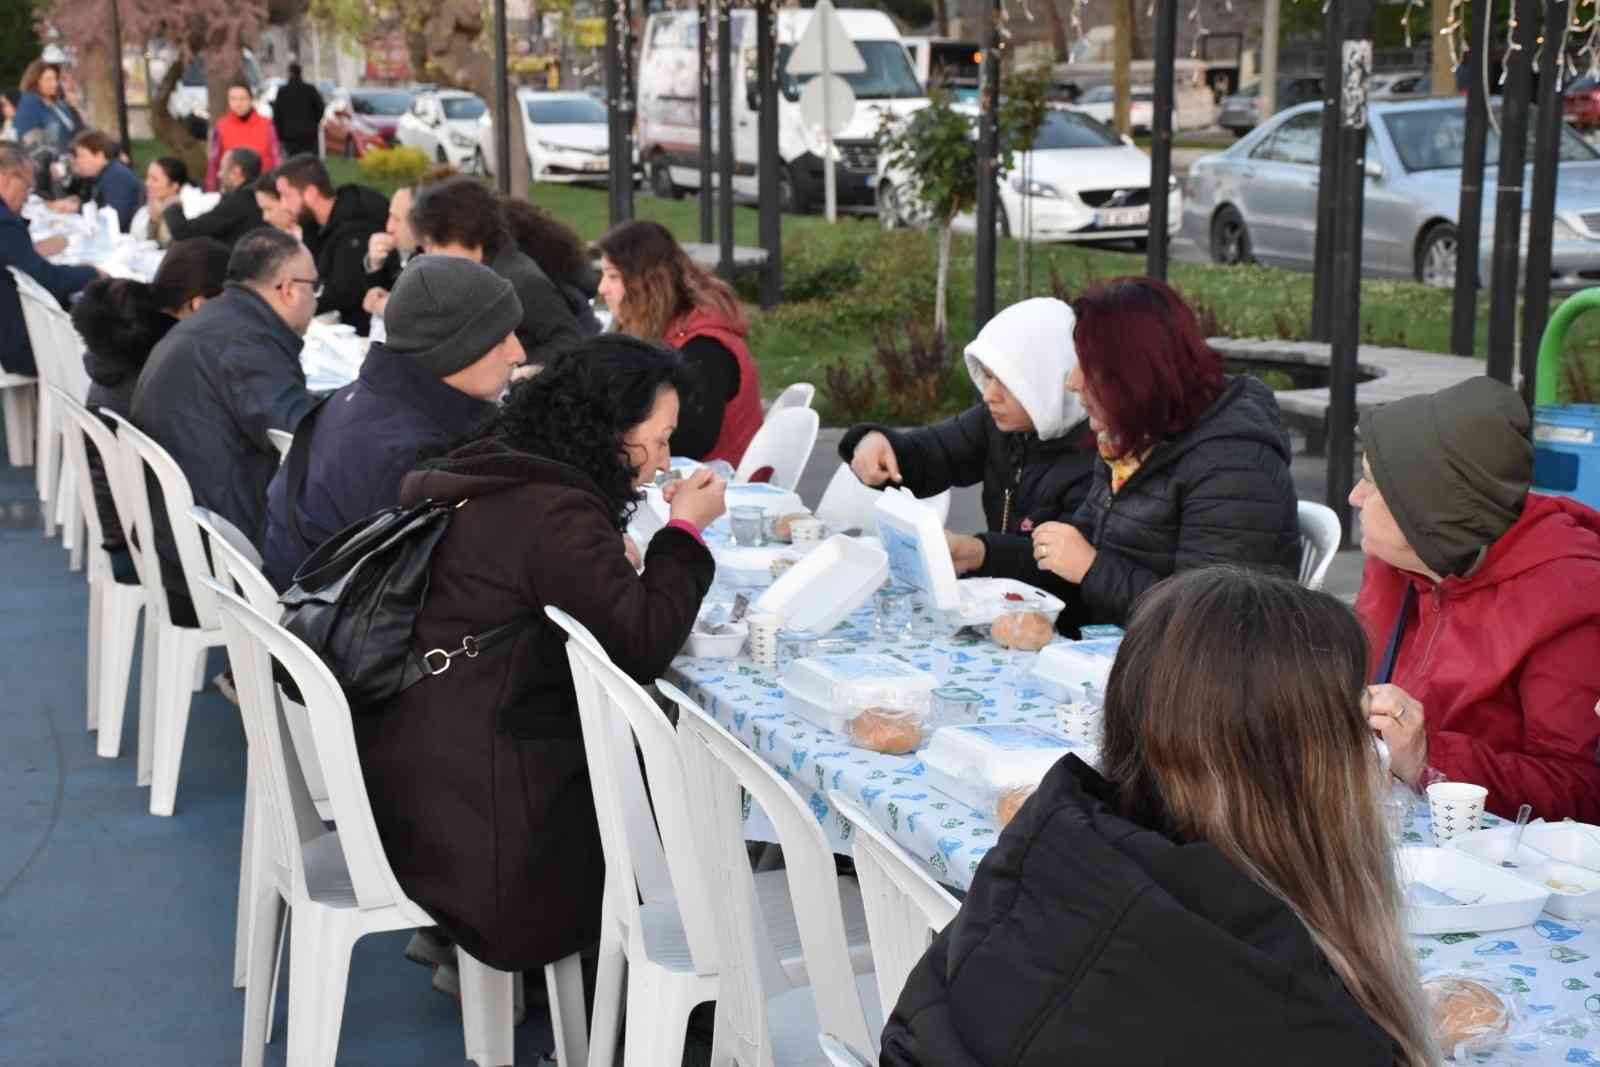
(1028, 109, 1123, 149)
(527, 97, 608, 124)
(779, 40, 923, 100)
(442, 96, 487, 120)
(353, 91, 412, 116)
(1382, 106, 1598, 170)
(1082, 86, 1113, 103)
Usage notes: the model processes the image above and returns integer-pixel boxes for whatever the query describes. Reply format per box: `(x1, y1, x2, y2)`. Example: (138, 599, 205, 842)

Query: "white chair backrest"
(734, 406, 820, 492)
(1296, 499, 1342, 591)
(100, 410, 166, 597)
(829, 791, 958, 1016)
(191, 505, 278, 617)
(103, 412, 219, 629)
(10, 267, 88, 399)
(50, 385, 110, 566)
(813, 461, 951, 530)
(266, 428, 294, 464)
(819, 1033, 875, 1066)
(205, 578, 413, 912)
(767, 383, 815, 418)
(543, 607, 719, 975)
(671, 691, 880, 1056)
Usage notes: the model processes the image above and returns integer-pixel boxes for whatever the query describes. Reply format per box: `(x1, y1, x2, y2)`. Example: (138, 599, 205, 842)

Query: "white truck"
(637, 6, 928, 214)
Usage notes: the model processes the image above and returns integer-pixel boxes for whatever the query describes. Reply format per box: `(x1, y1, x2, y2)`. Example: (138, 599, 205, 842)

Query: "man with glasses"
(0, 143, 99, 376)
(131, 226, 318, 625)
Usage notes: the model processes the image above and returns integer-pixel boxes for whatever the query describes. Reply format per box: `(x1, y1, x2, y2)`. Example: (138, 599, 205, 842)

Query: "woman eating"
(137, 157, 192, 247)
(1031, 276, 1299, 627)
(882, 566, 1436, 1065)
(596, 219, 762, 466)
(356, 334, 724, 973)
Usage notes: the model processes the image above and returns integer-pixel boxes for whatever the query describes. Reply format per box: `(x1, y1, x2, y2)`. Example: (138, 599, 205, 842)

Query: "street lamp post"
(972, 0, 1002, 331)
(1450, 0, 1494, 356)
(1486, 0, 1540, 384)
(1144, 0, 1177, 280)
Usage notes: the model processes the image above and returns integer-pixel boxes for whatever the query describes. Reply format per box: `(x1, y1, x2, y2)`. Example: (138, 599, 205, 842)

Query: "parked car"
(1184, 98, 1600, 289)
(1566, 75, 1600, 130)
(395, 89, 489, 171)
(1070, 85, 1154, 133)
(479, 89, 614, 183)
(321, 87, 412, 158)
(877, 104, 1180, 244)
(166, 49, 263, 124)
(1215, 76, 1322, 137)
(1369, 70, 1430, 99)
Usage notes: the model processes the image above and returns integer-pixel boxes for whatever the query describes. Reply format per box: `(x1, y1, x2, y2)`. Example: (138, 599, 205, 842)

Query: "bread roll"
(848, 707, 924, 754)
(1423, 976, 1510, 1056)
(991, 610, 1054, 651)
(996, 785, 1035, 827)
(770, 512, 812, 543)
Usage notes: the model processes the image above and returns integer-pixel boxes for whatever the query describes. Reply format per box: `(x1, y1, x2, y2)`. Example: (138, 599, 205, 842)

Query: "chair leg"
(1, 386, 32, 467)
(240, 889, 285, 1067)
(620, 966, 694, 1067)
(148, 632, 201, 817)
(587, 913, 628, 1067)
(193, 649, 208, 693)
(546, 952, 590, 1067)
(135, 613, 161, 786)
(95, 590, 141, 760)
(86, 574, 104, 731)
(458, 948, 516, 1067)
(285, 906, 357, 1067)
(234, 758, 261, 988)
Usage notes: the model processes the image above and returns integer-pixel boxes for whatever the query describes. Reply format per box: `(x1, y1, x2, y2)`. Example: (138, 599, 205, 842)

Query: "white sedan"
(395, 89, 489, 172)
(479, 89, 616, 183)
(1070, 85, 1154, 134)
(877, 106, 1180, 245)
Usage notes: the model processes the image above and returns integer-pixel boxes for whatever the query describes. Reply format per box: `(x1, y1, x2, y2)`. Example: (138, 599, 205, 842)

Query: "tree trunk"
(935, 0, 950, 38)
(935, 223, 952, 338)
(1126, 0, 1148, 61)
(1044, 0, 1069, 62)
(78, 37, 119, 136)
(1431, 0, 1455, 95)
(1113, 0, 1133, 133)
(150, 62, 208, 177)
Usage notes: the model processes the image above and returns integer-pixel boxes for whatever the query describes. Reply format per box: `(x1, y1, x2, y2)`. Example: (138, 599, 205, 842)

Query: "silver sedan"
(1184, 97, 1600, 289)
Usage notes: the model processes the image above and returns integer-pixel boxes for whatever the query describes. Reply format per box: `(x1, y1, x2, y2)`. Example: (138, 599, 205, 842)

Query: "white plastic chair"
(734, 406, 820, 493)
(1297, 499, 1342, 592)
(813, 462, 951, 530)
(829, 791, 959, 1019)
(0, 370, 36, 466)
(203, 579, 543, 1067)
(12, 266, 88, 562)
(102, 411, 227, 816)
(266, 428, 294, 464)
(53, 387, 148, 750)
(766, 383, 816, 418)
(819, 1033, 875, 1066)
(671, 689, 884, 1062)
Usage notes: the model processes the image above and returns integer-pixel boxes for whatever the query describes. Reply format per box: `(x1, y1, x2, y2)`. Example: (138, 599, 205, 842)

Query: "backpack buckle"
(421, 647, 453, 675)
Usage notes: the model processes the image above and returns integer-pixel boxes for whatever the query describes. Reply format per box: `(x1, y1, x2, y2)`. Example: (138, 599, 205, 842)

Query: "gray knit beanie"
(383, 254, 523, 378)
(1360, 376, 1533, 577)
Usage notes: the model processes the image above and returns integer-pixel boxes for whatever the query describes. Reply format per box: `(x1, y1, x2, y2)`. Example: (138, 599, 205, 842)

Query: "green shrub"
(358, 146, 430, 185)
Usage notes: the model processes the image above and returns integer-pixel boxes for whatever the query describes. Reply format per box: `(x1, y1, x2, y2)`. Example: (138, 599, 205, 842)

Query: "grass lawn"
(133, 138, 1600, 423)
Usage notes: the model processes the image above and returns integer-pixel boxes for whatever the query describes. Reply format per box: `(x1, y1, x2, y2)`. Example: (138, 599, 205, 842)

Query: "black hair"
(227, 227, 303, 285)
(273, 153, 334, 198)
(501, 196, 589, 286)
(228, 78, 252, 95)
(70, 128, 118, 159)
(288, 63, 303, 80)
(152, 237, 231, 309)
(484, 335, 691, 529)
(410, 177, 506, 260)
(225, 147, 261, 184)
(70, 239, 229, 384)
(252, 173, 279, 198)
(151, 155, 189, 187)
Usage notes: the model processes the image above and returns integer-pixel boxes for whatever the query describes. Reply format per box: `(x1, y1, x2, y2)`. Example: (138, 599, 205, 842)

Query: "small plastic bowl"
(685, 622, 748, 659)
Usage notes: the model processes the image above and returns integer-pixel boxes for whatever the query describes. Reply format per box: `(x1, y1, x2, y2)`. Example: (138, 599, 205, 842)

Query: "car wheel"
(436, 146, 448, 164)
(878, 182, 902, 230)
(1210, 206, 1253, 265)
(650, 155, 681, 199)
(472, 148, 487, 177)
(777, 165, 803, 214)
(1416, 222, 1459, 288)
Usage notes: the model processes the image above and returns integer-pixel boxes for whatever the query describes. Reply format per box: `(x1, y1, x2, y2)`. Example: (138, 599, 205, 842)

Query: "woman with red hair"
(1030, 277, 1299, 625)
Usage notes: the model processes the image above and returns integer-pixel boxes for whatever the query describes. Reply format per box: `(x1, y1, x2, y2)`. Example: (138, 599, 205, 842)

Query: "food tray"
(715, 546, 798, 587)
(753, 534, 887, 634)
(1029, 638, 1123, 701)
(781, 653, 938, 735)
(1396, 846, 1551, 934)
(922, 723, 1078, 816)
(951, 578, 1067, 627)
(1448, 823, 1600, 919)
(683, 621, 747, 659)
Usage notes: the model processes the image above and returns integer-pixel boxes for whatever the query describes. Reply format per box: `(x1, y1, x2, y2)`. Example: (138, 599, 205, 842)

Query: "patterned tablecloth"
(665, 602, 1600, 1064)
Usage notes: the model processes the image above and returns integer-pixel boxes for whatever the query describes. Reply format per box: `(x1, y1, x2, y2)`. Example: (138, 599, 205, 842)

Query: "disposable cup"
(1426, 782, 1488, 846)
(789, 518, 824, 545)
(747, 611, 782, 671)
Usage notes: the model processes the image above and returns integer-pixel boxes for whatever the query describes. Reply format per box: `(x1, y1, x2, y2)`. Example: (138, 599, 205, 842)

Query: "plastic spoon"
(1501, 804, 1534, 868)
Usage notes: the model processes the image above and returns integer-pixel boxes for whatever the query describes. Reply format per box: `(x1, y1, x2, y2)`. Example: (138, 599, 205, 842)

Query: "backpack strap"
(395, 616, 538, 694)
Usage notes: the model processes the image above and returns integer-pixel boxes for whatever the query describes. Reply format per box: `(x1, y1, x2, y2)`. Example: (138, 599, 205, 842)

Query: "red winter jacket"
(666, 305, 762, 467)
(1355, 492, 1600, 821)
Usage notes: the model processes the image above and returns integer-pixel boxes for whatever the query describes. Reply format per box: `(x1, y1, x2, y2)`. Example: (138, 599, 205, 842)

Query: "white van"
(637, 6, 928, 213)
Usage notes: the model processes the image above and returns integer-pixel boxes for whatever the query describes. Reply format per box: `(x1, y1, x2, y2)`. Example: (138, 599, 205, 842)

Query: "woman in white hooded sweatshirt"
(838, 298, 1098, 631)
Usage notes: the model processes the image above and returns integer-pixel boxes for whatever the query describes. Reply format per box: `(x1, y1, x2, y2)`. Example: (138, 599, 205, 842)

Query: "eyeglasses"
(284, 277, 324, 300)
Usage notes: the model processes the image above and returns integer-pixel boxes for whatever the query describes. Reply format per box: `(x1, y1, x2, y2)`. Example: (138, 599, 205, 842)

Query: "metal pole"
(1487, 0, 1539, 384)
(699, 0, 713, 243)
(717, 0, 735, 281)
(605, 0, 635, 224)
(973, 0, 1002, 331)
(108, 0, 130, 153)
(1326, 0, 1376, 544)
(1310, 1, 1344, 342)
(1450, 0, 1493, 355)
(1518, 0, 1568, 402)
(1145, 0, 1178, 280)
(493, 0, 512, 195)
(757, 0, 782, 308)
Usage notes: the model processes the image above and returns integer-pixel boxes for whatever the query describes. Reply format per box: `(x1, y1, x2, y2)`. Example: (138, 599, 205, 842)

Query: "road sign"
(785, 0, 866, 77)
(799, 74, 855, 137)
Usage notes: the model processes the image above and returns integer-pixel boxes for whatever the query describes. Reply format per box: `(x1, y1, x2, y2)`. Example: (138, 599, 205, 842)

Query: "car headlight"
(537, 141, 569, 154)
(1010, 176, 1060, 198)
(448, 130, 475, 148)
(1553, 216, 1583, 241)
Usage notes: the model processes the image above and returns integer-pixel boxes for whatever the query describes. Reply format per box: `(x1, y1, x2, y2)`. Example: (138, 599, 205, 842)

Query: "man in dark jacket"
(131, 227, 318, 622)
(261, 255, 525, 588)
(271, 64, 325, 158)
(163, 147, 264, 248)
(880, 756, 1398, 1065)
(0, 145, 99, 377)
(272, 153, 389, 333)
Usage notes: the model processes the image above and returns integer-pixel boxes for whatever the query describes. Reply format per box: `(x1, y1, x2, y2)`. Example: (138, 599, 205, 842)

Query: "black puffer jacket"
(880, 756, 1397, 1066)
(1069, 374, 1299, 625)
(308, 183, 391, 334)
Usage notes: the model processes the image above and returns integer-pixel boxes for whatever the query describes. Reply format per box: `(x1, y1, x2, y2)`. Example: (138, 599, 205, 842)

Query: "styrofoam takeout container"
(922, 723, 1079, 816)
(1448, 822, 1600, 919)
(952, 578, 1067, 628)
(753, 534, 887, 635)
(715, 546, 797, 587)
(1029, 638, 1123, 701)
(1396, 845, 1552, 934)
(781, 653, 938, 735)
(684, 621, 748, 659)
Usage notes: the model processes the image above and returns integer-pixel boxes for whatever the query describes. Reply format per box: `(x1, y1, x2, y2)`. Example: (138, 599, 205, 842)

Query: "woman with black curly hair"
(500, 195, 603, 336)
(356, 334, 725, 973)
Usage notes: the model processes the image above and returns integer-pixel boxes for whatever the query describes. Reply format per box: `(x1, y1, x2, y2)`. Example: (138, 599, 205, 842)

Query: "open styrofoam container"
(711, 483, 807, 534)
(1030, 638, 1123, 701)
(781, 653, 939, 734)
(952, 578, 1067, 627)
(715, 545, 797, 587)
(1448, 822, 1600, 919)
(753, 534, 887, 635)
(1396, 846, 1551, 934)
(874, 487, 961, 610)
(922, 723, 1082, 817)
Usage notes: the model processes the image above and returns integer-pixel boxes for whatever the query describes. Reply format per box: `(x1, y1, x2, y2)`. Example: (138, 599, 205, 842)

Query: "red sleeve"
(1429, 620, 1600, 822)
(266, 126, 281, 171)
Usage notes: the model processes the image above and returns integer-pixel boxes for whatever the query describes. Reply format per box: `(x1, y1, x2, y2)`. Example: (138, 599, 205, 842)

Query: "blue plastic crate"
(1533, 404, 1600, 509)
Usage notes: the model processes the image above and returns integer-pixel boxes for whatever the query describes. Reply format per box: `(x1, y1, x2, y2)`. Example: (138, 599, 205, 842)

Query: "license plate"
(1098, 207, 1148, 229)
(584, 159, 607, 172)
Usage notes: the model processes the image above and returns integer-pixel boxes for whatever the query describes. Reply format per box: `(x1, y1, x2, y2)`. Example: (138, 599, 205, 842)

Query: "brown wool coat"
(355, 438, 715, 971)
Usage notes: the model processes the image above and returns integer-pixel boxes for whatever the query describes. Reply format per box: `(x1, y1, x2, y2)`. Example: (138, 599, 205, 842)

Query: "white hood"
(963, 297, 1084, 440)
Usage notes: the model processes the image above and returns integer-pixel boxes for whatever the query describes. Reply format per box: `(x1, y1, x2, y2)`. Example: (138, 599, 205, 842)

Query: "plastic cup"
(874, 590, 912, 641)
(1426, 782, 1488, 846)
(789, 517, 824, 545)
(730, 505, 766, 547)
(747, 611, 782, 671)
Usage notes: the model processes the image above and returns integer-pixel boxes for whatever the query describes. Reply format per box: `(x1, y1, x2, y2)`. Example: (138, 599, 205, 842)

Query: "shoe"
(405, 927, 455, 969)
(432, 960, 461, 1001)
(213, 671, 238, 706)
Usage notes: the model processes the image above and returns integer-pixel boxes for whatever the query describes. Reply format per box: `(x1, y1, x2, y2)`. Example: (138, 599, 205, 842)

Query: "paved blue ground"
(0, 406, 556, 1065)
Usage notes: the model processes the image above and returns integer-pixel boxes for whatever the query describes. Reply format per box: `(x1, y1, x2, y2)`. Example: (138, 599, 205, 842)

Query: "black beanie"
(383, 254, 522, 378)
(1360, 376, 1533, 577)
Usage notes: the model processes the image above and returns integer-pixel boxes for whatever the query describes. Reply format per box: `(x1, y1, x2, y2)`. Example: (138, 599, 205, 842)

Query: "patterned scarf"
(1099, 433, 1148, 495)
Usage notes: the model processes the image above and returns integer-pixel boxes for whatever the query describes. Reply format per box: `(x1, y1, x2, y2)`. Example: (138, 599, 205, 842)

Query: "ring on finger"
(1395, 704, 1407, 722)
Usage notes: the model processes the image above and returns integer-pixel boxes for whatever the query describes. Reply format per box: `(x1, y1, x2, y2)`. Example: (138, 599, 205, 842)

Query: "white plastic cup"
(1426, 782, 1488, 846)
(789, 517, 824, 545)
(747, 611, 781, 671)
